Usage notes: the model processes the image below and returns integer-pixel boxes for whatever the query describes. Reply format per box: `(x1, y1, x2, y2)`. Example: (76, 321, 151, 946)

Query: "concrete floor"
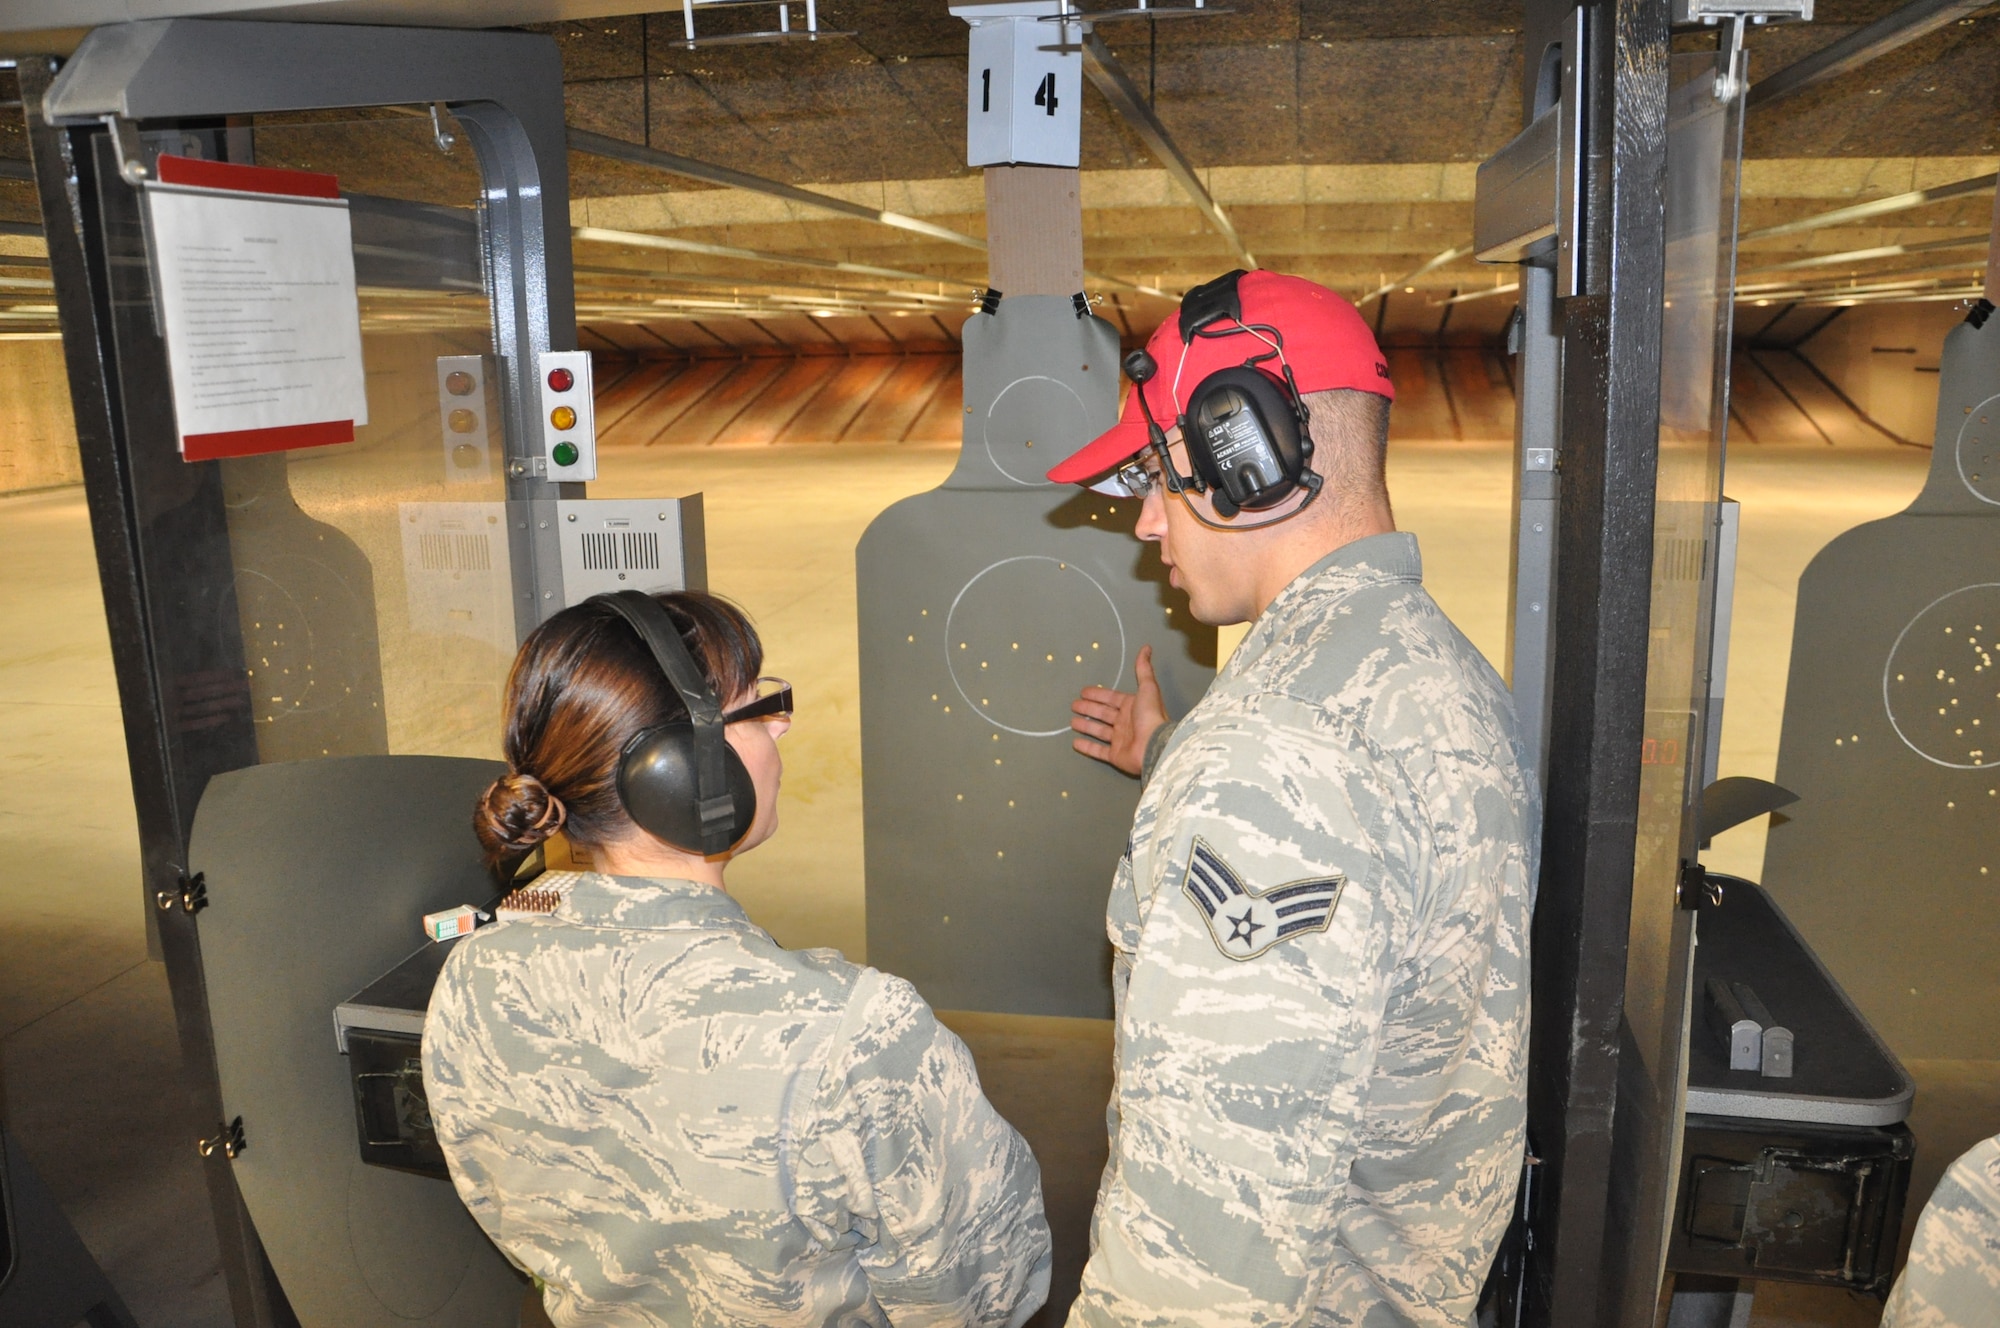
(3, 437, 1991, 1326)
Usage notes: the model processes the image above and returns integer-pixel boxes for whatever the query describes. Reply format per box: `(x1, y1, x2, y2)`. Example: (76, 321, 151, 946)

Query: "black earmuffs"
(1171, 269, 1318, 517)
(597, 591, 755, 856)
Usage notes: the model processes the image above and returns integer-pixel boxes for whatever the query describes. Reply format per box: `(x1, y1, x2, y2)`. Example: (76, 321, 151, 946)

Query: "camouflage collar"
(552, 871, 754, 933)
(1227, 531, 1423, 674)
(1288, 530, 1423, 595)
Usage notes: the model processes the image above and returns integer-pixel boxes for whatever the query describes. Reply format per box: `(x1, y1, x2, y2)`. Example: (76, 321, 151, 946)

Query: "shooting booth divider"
(16, 18, 633, 1325)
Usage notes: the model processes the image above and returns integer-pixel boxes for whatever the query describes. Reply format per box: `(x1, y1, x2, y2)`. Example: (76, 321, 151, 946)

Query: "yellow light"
(550, 405, 577, 430)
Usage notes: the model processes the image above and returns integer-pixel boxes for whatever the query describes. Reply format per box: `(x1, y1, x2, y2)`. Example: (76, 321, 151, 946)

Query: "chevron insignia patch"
(1181, 837, 1345, 962)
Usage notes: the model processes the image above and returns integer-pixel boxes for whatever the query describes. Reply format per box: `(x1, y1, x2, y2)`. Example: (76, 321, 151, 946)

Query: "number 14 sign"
(953, 2, 1083, 168)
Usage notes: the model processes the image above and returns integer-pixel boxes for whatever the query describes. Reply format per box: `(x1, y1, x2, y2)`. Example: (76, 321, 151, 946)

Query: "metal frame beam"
(1741, 171, 1997, 242)
(567, 127, 987, 252)
(1357, 245, 1473, 307)
(569, 127, 1164, 298)
(1747, 0, 1989, 109)
(1078, 28, 1254, 270)
(574, 223, 983, 289)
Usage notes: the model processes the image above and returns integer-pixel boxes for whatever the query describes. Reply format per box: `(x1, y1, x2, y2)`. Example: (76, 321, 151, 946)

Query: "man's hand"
(1070, 644, 1168, 776)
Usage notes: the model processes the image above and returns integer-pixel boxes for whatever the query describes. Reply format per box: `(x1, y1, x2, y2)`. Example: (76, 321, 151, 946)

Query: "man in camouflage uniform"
(1881, 1132, 2000, 1326)
(425, 870, 1051, 1327)
(1049, 270, 1536, 1327)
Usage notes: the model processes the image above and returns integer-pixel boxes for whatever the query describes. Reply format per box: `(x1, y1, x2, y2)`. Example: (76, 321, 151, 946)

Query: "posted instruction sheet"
(144, 155, 368, 461)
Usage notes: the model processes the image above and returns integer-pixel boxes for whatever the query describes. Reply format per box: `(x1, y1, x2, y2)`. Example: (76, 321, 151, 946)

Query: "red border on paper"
(153, 154, 341, 200)
(183, 419, 354, 462)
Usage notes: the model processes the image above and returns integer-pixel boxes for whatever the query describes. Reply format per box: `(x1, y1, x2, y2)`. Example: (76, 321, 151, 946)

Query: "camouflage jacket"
(1881, 1132, 2000, 1327)
(1069, 533, 1537, 1328)
(424, 871, 1051, 1328)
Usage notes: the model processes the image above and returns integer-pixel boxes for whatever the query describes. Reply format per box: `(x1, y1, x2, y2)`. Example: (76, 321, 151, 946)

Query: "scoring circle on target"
(1954, 392, 2000, 506)
(945, 556, 1128, 736)
(1881, 582, 2000, 769)
(984, 375, 1091, 487)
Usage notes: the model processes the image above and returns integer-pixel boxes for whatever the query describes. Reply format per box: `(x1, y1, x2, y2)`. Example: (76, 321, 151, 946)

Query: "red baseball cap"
(1046, 270, 1393, 485)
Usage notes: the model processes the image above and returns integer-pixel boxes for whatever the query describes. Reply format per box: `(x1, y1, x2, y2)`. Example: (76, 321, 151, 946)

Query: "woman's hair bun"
(475, 771, 568, 859)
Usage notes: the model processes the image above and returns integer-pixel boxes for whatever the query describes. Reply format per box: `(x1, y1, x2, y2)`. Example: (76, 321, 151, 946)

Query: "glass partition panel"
(219, 111, 511, 762)
(1607, 49, 1746, 1321)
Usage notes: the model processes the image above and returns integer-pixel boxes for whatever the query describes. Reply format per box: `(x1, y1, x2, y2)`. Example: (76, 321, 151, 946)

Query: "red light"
(547, 367, 575, 392)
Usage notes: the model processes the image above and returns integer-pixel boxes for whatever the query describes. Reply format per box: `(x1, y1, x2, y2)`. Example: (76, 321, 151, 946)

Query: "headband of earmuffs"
(598, 591, 754, 857)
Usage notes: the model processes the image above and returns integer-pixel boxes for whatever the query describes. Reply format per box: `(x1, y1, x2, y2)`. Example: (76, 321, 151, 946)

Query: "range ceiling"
(0, 2, 1995, 347)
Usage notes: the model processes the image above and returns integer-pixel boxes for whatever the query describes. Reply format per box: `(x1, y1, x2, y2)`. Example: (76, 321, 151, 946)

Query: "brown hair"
(1303, 387, 1392, 508)
(474, 591, 762, 872)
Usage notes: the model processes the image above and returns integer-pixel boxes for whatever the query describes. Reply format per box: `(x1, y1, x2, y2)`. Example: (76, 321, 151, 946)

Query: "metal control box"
(555, 495, 708, 606)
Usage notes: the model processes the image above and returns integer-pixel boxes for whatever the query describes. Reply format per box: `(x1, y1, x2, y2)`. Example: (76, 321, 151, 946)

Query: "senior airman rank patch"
(1181, 837, 1345, 961)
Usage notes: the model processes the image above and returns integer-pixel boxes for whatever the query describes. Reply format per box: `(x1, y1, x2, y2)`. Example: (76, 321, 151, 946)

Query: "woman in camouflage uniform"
(423, 591, 1051, 1328)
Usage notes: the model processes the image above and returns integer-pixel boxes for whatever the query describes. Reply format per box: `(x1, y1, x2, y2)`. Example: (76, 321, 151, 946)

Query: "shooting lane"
(856, 12, 1215, 1319)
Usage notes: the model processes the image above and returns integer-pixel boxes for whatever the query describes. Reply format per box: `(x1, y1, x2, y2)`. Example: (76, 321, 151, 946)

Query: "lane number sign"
(956, 5, 1082, 168)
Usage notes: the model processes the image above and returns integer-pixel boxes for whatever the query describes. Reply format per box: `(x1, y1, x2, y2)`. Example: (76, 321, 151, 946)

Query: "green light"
(552, 441, 580, 467)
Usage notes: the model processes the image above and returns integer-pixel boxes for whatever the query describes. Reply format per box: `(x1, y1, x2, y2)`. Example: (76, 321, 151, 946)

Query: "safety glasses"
(721, 677, 793, 724)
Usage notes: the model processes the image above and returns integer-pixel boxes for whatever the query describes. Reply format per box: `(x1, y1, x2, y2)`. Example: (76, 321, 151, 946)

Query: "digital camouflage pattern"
(424, 871, 1051, 1328)
(1071, 533, 1537, 1328)
(1881, 1133, 2000, 1328)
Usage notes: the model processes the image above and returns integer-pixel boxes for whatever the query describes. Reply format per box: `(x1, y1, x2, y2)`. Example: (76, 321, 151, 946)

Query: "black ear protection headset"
(1121, 269, 1324, 527)
(597, 591, 757, 857)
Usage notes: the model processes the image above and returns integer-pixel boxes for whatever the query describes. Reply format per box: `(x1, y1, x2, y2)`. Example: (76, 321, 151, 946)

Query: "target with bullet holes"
(858, 298, 1215, 1019)
(1764, 314, 2000, 1062)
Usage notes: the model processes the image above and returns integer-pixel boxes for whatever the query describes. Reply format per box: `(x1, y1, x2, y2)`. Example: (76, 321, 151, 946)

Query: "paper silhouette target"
(1764, 310, 2000, 1060)
(857, 296, 1214, 1019)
